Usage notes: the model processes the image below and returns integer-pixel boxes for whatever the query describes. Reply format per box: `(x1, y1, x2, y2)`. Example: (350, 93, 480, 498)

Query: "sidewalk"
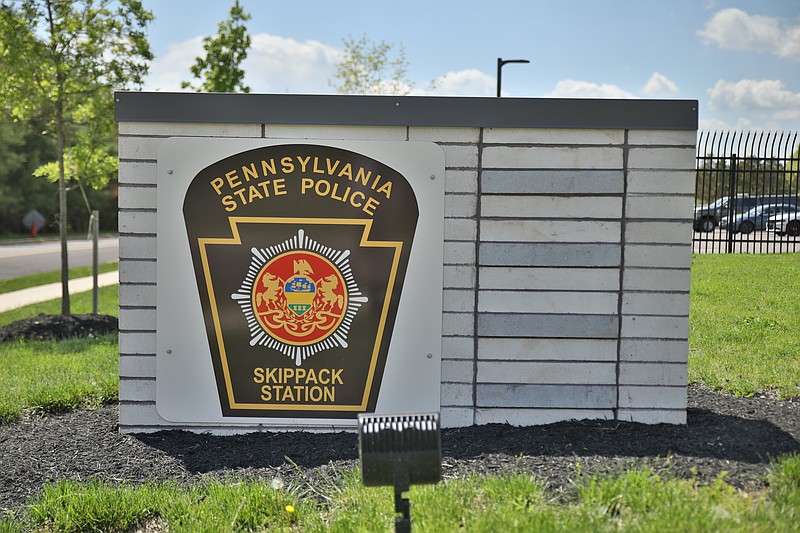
(0, 271, 119, 313)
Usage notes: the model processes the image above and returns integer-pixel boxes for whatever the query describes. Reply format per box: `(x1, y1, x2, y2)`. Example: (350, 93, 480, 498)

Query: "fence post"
(726, 154, 737, 254)
(91, 210, 99, 315)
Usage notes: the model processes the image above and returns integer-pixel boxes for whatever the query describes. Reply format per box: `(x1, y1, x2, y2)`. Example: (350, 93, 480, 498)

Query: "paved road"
(0, 237, 119, 280)
(693, 229, 800, 254)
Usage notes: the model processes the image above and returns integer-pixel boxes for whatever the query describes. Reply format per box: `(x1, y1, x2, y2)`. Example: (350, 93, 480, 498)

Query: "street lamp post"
(496, 57, 530, 97)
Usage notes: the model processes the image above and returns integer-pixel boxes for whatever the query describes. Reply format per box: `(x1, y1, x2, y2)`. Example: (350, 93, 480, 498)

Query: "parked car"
(695, 195, 800, 233)
(693, 196, 759, 232)
(725, 204, 800, 234)
(767, 210, 800, 236)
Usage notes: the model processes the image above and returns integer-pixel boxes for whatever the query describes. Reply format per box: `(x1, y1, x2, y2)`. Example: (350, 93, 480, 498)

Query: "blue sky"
(140, 0, 800, 133)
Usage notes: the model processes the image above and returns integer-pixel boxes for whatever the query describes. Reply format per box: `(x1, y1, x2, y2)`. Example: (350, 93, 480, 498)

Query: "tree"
(182, 0, 251, 93)
(0, 0, 153, 315)
(0, 113, 57, 235)
(329, 35, 412, 95)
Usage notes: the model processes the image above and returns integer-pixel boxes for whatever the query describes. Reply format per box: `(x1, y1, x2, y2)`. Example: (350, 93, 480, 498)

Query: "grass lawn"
(689, 254, 800, 398)
(0, 261, 118, 295)
(0, 284, 119, 327)
(6, 458, 800, 532)
(1, 253, 799, 531)
(0, 334, 118, 422)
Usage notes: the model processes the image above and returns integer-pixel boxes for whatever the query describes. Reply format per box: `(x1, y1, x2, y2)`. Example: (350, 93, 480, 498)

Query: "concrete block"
(441, 383, 473, 406)
(477, 384, 616, 408)
(442, 360, 473, 383)
(483, 127, 624, 145)
(628, 130, 697, 146)
(119, 235, 156, 260)
(481, 220, 621, 243)
(119, 355, 156, 378)
(118, 136, 164, 161)
(619, 339, 688, 363)
(479, 266, 620, 291)
(445, 169, 478, 194)
(445, 194, 478, 218)
(482, 146, 623, 169)
(622, 292, 690, 316)
(619, 386, 687, 409)
(626, 196, 694, 220)
(444, 241, 476, 265)
(627, 170, 695, 195)
(443, 265, 476, 289)
(478, 337, 618, 362)
(476, 408, 614, 426)
(621, 316, 689, 340)
(118, 185, 157, 210)
(443, 289, 475, 313)
(619, 362, 687, 386)
(118, 161, 157, 185)
(617, 408, 686, 425)
(119, 308, 156, 331)
(477, 361, 616, 385)
(263, 124, 407, 140)
(442, 144, 479, 168)
(479, 290, 618, 315)
(442, 312, 475, 336)
(119, 260, 156, 284)
(440, 407, 474, 428)
(118, 402, 168, 431)
(119, 122, 261, 137)
(478, 313, 619, 338)
(119, 283, 156, 307)
(119, 378, 155, 402)
(409, 127, 480, 143)
(119, 331, 156, 355)
(624, 245, 692, 269)
(442, 336, 475, 360)
(444, 218, 477, 241)
(623, 268, 691, 292)
(482, 196, 622, 219)
(119, 210, 156, 234)
(628, 147, 695, 171)
(625, 221, 693, 245)
(480, 242, 621, 267)
(482, 170, 624, 194)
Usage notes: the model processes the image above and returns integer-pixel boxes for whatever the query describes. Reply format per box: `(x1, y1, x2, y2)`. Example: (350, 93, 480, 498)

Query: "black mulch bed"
(1, 317, 799, 515)
(0, 313, 118, 342)
(2, 384, 798, 516)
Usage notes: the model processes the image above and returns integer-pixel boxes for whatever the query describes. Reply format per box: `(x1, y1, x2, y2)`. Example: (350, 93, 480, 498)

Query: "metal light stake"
(358, 413, 442, 533)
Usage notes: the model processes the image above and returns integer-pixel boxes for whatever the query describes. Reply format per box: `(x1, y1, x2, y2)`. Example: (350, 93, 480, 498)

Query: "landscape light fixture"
(358, 413, 442, 533)
(496, 57, 530, 97)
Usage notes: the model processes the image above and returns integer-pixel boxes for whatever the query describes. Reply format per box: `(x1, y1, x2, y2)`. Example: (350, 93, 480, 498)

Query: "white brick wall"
(118, 117, 694, 432)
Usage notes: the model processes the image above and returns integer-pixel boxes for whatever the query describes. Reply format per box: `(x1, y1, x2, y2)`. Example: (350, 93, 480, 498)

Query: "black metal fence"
(694, 131, 800, 253)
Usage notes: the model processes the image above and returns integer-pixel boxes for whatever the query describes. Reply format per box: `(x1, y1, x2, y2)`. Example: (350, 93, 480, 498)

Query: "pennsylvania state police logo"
(232, 229, 368, 366)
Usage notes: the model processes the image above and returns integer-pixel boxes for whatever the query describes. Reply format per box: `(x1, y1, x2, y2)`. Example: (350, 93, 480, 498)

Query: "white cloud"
(143, 36, 204, 91)
(643, 72, 679, 97)
(244, 34, 340, 93)
(698, 8, 800, 61)
(144, 33, 340, 93)
(426, 69, 495, 96)
(547, 79, 634, 99)
(698, 116, 778, 132)
(698, 117, 731, 131)
(707, 79, 800, 112)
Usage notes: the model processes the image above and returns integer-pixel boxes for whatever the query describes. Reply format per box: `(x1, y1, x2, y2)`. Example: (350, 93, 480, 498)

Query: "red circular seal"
(251, 251, 347, 346)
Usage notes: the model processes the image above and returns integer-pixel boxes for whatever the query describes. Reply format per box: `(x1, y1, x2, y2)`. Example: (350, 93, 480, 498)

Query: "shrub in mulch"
(0, 313, 118, 342)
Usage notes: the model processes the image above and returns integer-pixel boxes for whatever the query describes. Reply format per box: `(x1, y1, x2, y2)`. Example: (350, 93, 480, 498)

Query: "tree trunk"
(56, 105, 70, 315)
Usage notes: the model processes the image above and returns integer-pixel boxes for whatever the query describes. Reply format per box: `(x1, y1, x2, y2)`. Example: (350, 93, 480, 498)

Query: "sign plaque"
(156, 139, 445, 426)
